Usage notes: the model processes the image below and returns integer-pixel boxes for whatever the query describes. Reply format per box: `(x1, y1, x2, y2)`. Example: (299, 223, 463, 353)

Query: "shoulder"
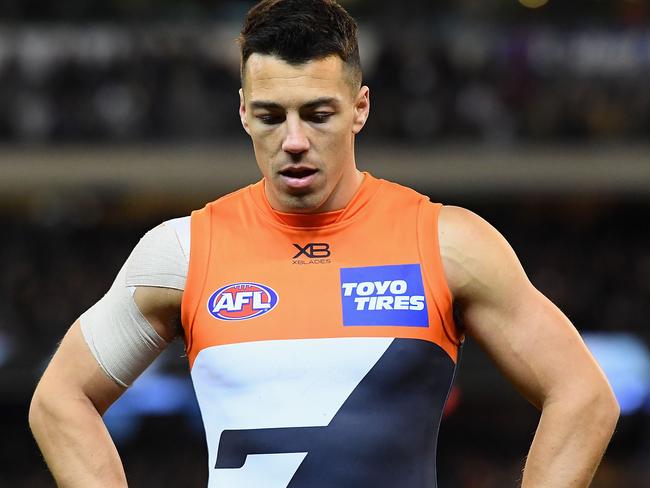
(376, 176, 429, 201)
(126, 217, 192, 338)
(199, 182, 261, 213)
(369, 176, 432, 214)
(133, 216, 191, 263)
(125, 216, 192, 291)
(438, 205, 527, 301)
(438, 205, 500, 248)
(158, 216, 191, 261)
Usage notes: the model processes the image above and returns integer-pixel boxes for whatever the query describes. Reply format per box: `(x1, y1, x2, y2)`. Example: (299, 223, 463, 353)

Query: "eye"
(257, 114, 284, 125)
(308, 112, 334, 124)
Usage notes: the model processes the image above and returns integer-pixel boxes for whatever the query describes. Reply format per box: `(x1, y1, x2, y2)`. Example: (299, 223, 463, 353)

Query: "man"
(29, 1, 619, 487)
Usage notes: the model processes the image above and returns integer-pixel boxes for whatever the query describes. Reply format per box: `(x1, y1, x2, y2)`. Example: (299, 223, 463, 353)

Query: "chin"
(280, 192, 326, 213)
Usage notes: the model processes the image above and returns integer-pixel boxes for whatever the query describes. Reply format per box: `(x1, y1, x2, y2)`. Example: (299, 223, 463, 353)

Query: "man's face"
(240, 54, 369, 213)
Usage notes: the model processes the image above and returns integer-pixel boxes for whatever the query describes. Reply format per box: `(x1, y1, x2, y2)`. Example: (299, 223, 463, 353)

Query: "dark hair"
(239, 0, 361, 87)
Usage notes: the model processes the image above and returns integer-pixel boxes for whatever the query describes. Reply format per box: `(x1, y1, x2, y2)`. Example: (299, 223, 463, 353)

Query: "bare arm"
(28, 286, 182, 487)
(439, 206, 619, 488)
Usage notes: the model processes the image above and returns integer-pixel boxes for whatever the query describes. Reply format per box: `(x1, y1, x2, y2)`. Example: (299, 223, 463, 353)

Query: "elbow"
(594, 374, 620, 422)
(548, 376, 620, 435)
(29, 384, 53, 437)
(598, 384, 620, 431)
(29, 381, 71, 437)
(578, 379, 620, 435)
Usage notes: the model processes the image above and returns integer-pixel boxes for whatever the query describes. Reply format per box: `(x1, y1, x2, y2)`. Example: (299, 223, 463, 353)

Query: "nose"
(281, 115, 310, 155)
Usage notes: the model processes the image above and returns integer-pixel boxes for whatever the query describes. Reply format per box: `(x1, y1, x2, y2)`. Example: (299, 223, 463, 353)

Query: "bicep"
(462, 284, 600, 409)
(78, 277, 181, 389)
(32, 220, 187, 417)
(440, 206, 608, 409)
(36, 320, 125, 415)
(78, 221, 187, 387)
(35, 279, 183, 415)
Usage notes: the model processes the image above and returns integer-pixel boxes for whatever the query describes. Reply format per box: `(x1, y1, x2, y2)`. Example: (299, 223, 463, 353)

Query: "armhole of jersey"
(181, 205, 213, 360)
(416, 199, 463, 353)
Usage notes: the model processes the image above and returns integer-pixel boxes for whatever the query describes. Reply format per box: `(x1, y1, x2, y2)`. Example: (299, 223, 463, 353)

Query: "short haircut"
(239, 0, 362, 88)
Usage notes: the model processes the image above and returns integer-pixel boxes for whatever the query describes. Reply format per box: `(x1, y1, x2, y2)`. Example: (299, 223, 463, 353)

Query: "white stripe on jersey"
(191, 337, 393, 488)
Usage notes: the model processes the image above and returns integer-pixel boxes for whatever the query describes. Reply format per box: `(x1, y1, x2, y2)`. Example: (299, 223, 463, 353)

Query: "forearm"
(521, 392, 619, 487)
(29, 390, 127, 488)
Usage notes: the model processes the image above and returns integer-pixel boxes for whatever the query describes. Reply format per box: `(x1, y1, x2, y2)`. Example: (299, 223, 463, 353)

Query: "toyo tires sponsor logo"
(208, 282, 279, 321)
(340, 264, 429, 327)
(341, 280, 425, 311)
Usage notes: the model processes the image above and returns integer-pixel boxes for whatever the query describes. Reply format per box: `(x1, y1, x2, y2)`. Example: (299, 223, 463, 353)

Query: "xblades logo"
(293, 243, 331, 258)
(292, 242, 331, 265)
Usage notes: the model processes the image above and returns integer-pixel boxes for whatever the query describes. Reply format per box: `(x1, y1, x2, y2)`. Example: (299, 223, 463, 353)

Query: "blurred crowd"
(1, 19, 649, 144)
(0, 208, 150, 379)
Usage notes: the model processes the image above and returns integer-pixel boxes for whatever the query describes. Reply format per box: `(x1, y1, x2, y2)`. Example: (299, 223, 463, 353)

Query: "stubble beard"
(276, 188, 327, 214)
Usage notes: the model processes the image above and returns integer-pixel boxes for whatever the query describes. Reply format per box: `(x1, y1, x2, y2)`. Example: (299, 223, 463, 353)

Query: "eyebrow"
(250, 97, 340, 111)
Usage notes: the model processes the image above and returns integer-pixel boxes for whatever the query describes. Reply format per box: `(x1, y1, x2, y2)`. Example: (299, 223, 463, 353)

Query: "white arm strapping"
(80, 219, 190, 387)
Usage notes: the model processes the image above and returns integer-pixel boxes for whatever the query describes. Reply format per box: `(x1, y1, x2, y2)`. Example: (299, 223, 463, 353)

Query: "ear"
(352, 86, 370, 135)
(239, 88, 251, 135)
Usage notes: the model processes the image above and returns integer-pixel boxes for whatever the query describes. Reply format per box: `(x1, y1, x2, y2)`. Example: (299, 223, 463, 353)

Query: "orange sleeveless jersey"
(181, 173, 461, 488)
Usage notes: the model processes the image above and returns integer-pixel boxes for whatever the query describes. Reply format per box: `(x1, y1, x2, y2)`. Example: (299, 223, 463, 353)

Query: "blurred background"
(1, 0, 649, 486)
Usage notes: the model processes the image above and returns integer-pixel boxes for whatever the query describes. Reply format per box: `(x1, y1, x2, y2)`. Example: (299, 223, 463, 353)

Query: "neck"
(316, 168, 364, 213)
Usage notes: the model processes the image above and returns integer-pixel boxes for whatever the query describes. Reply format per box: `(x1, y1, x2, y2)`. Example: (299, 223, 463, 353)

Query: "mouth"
(278, 166, 319, 190)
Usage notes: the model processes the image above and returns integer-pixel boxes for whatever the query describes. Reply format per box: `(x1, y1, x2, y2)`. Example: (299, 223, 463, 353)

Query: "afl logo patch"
(207, 283, 279, 321)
